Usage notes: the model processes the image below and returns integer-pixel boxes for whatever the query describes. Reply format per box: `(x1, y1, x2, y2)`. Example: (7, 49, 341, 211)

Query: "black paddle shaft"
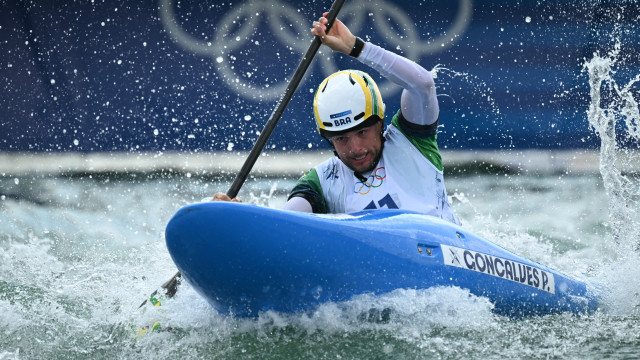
(226, 0, 347, 198)
(139, 0, 347, 308)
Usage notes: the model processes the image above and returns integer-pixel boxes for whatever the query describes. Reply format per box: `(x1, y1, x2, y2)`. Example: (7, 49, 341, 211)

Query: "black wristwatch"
(349, 37, 365, 58)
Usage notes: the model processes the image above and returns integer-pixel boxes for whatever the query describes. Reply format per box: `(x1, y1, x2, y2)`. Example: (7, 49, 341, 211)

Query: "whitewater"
(1, 46, 640, 360)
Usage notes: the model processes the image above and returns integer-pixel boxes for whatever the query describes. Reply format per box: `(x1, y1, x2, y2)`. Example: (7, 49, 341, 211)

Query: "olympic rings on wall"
(159, 0, 472, 101)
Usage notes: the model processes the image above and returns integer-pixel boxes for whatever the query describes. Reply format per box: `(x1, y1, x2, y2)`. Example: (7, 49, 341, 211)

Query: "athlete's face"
(330, 121, 383, 174)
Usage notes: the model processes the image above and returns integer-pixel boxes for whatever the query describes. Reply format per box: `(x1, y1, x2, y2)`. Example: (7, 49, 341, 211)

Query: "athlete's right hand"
(211, 193, 242, 202)
(311, 12, 356, 55)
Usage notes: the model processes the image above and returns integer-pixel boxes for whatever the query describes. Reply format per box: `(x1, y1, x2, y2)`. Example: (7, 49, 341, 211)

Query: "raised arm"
(357, 44, 439, 126)
(311, 13, 439, 126)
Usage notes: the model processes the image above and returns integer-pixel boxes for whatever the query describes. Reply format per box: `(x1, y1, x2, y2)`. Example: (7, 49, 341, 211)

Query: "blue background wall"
(1, 0, 638, 152)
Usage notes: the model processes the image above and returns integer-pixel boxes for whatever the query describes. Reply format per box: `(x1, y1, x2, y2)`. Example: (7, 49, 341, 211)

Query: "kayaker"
(214, 13, 461, 226)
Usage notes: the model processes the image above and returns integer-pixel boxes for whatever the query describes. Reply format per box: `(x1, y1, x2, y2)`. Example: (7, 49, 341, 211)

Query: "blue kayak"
(165, 202, 598, 317)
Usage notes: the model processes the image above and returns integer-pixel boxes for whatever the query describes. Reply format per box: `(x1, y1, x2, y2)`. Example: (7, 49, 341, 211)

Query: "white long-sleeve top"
(357, 42, 439, 126)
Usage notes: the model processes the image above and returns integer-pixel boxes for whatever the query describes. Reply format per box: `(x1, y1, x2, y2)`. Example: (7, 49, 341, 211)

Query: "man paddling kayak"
(215, 12, 460, 226)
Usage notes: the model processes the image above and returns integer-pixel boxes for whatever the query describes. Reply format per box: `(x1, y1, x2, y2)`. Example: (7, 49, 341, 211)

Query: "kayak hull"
(165, 202, 598, 317)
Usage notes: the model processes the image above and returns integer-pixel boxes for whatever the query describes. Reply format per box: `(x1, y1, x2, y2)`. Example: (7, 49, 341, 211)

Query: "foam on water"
(1, 173, 638, 358)
(129, 282, 500, 358)
(2, 154, 639, 359)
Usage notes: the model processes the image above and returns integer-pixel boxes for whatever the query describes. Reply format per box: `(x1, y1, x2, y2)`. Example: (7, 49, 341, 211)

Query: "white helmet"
(313, 70, 385, 137)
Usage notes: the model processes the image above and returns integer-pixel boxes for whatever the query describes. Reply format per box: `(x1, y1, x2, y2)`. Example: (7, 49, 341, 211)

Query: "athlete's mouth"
(351, 152, 368, 161)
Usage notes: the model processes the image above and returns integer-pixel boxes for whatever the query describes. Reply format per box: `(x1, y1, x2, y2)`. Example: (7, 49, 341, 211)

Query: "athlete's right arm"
(211, 193, 241, 202)
(210, 191, 312, 212)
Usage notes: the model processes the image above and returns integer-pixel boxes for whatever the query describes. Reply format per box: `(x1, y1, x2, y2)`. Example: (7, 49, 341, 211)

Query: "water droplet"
(525, 16, 531, 23)
(244, 115, 252, 121)
(216, 56, 223, 63)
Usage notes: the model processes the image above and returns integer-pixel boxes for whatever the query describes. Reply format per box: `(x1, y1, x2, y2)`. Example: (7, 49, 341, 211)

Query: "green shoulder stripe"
(390, 111, 443, 171)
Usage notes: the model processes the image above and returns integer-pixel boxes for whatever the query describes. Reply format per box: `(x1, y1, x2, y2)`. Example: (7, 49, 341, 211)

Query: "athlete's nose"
(347, 136, 367, 155)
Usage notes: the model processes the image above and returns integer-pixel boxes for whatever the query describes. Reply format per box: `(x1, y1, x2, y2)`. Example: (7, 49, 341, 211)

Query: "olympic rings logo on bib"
(354, 167, 386, 195)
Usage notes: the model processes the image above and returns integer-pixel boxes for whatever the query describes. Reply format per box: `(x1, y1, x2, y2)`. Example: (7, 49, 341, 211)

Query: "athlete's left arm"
(282, 196, 313, 212)
(357, 43, 438, 127)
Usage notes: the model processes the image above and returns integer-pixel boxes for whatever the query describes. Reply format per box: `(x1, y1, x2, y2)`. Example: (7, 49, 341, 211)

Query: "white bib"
(315, 125, 461, 225)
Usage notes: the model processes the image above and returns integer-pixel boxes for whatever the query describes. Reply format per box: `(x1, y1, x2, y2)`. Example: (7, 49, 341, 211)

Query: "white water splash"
(584, 45, 640, 255)
(431, 64, 501, 117)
